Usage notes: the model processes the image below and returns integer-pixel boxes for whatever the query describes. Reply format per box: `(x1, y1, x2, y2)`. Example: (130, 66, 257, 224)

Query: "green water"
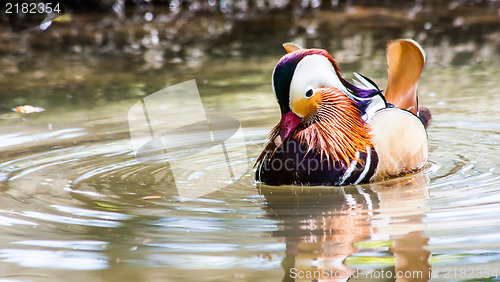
(0, 4, 500, 281)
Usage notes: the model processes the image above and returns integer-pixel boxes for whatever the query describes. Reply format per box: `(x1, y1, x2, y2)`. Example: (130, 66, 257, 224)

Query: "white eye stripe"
(289, 54, 349, 107)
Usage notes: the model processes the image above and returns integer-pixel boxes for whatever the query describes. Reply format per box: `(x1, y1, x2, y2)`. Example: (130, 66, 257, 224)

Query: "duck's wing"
(385, 39, 425, 115)
(385, 39, 432, 128)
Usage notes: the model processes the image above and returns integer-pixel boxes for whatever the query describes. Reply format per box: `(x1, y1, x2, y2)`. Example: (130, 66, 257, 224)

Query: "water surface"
(0, 5, 499, 281)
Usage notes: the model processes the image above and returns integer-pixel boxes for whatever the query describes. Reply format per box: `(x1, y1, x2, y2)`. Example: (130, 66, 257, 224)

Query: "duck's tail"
(385, 39, 431, 128)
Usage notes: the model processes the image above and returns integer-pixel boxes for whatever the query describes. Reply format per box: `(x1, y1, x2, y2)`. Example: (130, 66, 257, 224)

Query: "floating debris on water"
(12, 105, 46, 113)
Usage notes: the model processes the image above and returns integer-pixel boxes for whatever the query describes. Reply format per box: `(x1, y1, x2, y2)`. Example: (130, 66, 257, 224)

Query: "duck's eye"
(305, 89, 314, 98)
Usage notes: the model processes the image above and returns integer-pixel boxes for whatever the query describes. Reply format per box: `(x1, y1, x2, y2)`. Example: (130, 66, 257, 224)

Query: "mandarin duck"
(255, 39, 431, 186)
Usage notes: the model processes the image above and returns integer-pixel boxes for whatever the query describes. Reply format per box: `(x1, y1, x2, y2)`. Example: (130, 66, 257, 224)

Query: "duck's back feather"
(385, 39, 426, 115)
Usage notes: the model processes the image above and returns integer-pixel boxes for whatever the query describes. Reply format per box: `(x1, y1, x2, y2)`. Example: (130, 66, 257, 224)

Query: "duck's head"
(272, 46, 351, 147)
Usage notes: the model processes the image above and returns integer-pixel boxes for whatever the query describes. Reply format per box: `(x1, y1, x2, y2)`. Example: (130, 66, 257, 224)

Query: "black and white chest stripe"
(337, 146, 378, 186)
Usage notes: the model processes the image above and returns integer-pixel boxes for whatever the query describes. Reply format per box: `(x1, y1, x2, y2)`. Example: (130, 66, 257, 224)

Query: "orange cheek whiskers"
(296, 88, 372, 165)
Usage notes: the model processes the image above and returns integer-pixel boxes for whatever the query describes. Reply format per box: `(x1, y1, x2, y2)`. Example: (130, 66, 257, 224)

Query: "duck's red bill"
(275, 111, 301, 147)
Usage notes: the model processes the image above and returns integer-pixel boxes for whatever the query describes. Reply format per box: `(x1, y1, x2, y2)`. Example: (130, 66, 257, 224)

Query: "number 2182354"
(4, 2, 61, 14)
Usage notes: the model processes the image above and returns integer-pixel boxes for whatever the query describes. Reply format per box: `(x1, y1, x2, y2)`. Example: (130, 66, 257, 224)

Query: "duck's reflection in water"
(258, 173, 430, 281)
